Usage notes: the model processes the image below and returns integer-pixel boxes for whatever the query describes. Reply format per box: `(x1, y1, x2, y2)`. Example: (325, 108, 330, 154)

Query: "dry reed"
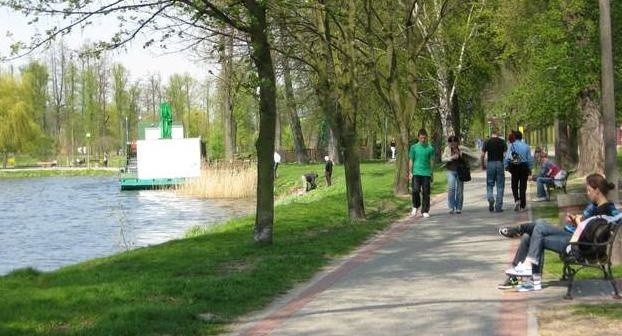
(176, 163, 257, 198)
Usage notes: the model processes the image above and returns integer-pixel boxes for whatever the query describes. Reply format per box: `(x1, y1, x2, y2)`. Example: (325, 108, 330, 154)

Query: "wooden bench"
(545, 169, 572, 201)
(559, 217, 622, 300)
(37, 161, 58, 168)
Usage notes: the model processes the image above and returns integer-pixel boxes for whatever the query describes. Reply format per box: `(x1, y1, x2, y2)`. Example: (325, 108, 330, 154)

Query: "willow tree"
(0, 74, 40, 167)
(1, 0, 278, 244)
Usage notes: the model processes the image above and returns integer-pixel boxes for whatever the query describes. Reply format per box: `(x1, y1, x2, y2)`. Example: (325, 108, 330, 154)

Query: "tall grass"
(176, 164, 257, 198)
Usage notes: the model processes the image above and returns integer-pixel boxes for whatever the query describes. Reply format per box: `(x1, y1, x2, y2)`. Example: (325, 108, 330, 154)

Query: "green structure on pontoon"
(120, 102, 201, 190)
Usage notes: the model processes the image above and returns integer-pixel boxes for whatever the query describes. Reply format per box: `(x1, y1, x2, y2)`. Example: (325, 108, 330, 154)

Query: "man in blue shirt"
(504, 130, 533, 211)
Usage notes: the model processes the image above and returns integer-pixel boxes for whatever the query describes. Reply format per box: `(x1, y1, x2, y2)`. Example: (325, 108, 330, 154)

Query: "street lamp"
(86, 132, 91, 169)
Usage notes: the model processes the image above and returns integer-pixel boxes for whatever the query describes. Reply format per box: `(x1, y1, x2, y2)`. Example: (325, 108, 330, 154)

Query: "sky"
(0, 7, 216, 81)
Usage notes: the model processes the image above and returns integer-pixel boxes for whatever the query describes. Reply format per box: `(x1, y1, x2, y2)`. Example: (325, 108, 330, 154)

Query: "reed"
(176, 163, 257, 198)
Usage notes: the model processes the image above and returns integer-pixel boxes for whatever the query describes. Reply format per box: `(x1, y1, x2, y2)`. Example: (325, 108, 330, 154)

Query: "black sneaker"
(497, 276, 520, 290)
(499, 226, 522, 238)
(488, 200, 494, 212)
(514, 202, 520, 212)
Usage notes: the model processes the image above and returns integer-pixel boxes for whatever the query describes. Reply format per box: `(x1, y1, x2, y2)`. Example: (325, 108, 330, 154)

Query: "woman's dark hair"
(418, 128, 428, 137)
(507, 131, 516, 143)
(447, 135, 458, 143)
(586, 173, 615, 195)
(514, 130, 523, 140)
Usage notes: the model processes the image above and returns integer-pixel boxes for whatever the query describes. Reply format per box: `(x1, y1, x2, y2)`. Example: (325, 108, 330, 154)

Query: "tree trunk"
(599, 0, 618, 202)
(576, 88, 604, 176)
(220, 32, 236, 161)
(245, 0, 276, 244)
(281, 56, 308, 163)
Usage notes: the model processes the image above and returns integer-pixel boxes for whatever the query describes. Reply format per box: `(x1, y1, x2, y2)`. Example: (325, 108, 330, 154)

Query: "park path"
(228, 170, 618, 336)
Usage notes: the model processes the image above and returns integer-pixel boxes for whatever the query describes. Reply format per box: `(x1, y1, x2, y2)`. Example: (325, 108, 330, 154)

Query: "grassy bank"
(0, 161, 445, 335)
(0, 168, 118, 179)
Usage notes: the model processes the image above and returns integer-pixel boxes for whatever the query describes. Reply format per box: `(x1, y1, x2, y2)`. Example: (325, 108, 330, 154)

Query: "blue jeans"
(511, 219, 571, 273)
(486, 161, 505, 211)
(536, 176, 553, 198)
(446, 170, 464, 211)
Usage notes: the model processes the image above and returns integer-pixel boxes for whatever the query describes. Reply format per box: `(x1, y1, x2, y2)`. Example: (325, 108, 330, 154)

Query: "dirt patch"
(538, 306, 622, 336)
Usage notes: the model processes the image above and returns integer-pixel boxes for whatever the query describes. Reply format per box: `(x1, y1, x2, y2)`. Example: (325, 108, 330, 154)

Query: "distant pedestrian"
(273, 152, 281, 178)
(481, 127, 507, 212)
(390, 138, 397, 160)
(408, 128, 435, 218)
(324, 155, 333, 186)
(302, 172, 318, 192)
(504, 130, 533, 211)
(103, 152, 109, 167)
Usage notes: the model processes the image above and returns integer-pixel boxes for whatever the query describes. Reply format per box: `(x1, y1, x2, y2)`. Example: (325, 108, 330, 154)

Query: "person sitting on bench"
(531, 149, 560, 202)
(497, 173, 618, 292)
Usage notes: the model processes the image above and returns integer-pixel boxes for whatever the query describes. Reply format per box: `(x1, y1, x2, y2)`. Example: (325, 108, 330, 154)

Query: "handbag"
(456, 157, 471, 182)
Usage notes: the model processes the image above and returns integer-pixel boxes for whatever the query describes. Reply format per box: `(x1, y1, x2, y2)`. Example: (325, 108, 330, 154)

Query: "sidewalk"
(229, 171, 618, 336)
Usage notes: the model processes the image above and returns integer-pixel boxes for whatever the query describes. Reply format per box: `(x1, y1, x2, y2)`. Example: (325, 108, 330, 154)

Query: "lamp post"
(86, 132, 91, 169)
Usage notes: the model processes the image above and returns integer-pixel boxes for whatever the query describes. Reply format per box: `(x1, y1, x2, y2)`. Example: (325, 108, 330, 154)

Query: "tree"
(0, 74, 40, 167)
(599, 0, 617, 200)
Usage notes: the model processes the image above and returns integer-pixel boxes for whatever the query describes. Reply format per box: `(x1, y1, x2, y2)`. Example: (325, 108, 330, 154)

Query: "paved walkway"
(229, 171, 619, 336)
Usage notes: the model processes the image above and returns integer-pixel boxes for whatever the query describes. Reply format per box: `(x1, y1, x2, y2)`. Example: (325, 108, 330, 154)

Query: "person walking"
(441, 135, 478, 214)
(324, 155, 333, 186)
(481, 127, 507, 212)
(273, 152, 281, 178)
(390, 138, 397, 160)
(505, 130, 533, 211)
(408, 129, 435, 218)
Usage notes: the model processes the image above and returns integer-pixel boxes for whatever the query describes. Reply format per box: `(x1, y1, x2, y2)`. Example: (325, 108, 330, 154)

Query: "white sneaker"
(516, 280, 542, 292)
(422, 213, 430, 218)
(533, 197, 547, 202)
(411, 208, 418, 216)
(505, 262, 532, 277)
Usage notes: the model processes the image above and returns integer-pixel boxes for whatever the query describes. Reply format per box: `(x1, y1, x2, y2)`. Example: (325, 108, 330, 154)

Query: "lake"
(0, 175, 253, 275)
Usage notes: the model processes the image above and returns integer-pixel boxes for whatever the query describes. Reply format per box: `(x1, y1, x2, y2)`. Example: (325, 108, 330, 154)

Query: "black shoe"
(499, 226, 522, 238)
(497, 276, 520, 290)
(488, 200, 494, 212)
(514, 202, 520, 212)
(495, 208, 504, 213)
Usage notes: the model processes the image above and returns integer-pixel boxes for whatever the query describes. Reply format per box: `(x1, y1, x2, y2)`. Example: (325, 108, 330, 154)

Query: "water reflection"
(0, 176, 253, 275)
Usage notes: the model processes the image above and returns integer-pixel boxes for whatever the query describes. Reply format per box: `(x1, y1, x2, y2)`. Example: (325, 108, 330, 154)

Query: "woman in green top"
(408, 128, 435, 218)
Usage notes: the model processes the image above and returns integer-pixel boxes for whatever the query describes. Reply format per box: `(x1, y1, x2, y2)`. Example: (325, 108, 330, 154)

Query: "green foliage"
(0, 74, 41, 159)
(491, 0, 602, 128)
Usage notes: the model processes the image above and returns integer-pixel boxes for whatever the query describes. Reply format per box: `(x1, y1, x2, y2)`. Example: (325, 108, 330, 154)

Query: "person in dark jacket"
(324, 156, 333, 186)
(302, 172, 318, 192)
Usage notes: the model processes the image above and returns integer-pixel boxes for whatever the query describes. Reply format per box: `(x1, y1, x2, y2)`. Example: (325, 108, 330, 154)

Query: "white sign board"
(137, 138, 201, 179)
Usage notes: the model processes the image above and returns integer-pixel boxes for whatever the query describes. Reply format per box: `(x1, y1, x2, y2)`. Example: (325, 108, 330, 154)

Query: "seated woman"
(497, 173, 618, 292)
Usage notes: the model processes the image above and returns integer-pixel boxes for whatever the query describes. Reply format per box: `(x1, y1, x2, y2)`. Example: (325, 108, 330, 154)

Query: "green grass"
(0, 169, 117, 179)
(0, 161, 435, 335)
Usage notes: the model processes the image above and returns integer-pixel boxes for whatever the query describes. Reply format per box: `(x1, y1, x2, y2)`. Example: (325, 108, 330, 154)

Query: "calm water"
(0, 176, 253, 275)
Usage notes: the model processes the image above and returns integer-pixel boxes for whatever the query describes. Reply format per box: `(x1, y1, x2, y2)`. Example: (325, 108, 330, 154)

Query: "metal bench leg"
(604, 265, 621, 299)
(563, 263, 575, 300)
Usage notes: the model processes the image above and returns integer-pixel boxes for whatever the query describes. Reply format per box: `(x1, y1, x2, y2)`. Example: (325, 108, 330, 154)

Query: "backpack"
(553, 170, 567, 188)
(508, 144, 522, 168)
(567, 216, 615, 263)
